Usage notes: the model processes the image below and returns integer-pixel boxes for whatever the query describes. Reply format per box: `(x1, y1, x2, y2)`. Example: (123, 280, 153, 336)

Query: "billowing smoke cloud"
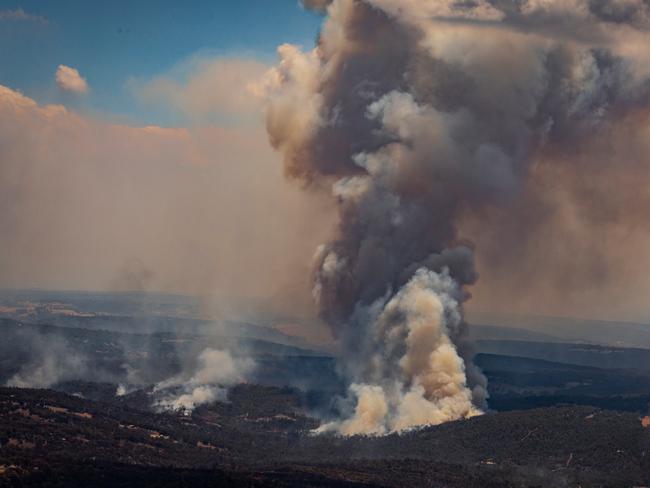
(317, 269, 482, 434)
(261, 0, 650, 434)
(154, 348, 254, 412)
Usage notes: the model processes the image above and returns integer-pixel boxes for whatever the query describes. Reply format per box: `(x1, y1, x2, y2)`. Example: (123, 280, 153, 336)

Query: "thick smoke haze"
(3, 0, 650, 437)
(467, 109, 650, 320)
(0, 81, 335, 319)
(3, 6, 650, 324)
(263, 0, 650, 433)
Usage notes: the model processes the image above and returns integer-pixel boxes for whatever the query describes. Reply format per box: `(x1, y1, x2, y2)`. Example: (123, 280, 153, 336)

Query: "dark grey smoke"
(262, 0, 650, 434)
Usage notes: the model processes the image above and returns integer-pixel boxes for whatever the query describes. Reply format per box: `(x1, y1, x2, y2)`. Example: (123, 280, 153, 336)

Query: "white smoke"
(6, 335, 86, 389)
(154, 348, 254, 413)
(318, 269, 481, 434)
(156, 384, 227, 412)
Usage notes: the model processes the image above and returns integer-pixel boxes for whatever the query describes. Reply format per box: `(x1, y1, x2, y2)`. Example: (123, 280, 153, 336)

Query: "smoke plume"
(261, 0, 650, 434)
(5, 333, 87, 389)
(154, 348, 254, 412)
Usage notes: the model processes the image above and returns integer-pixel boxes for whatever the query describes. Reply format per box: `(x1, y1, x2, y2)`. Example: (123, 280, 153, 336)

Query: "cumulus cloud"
(0, 8, 48, 24)
(55, 65, 89, 94)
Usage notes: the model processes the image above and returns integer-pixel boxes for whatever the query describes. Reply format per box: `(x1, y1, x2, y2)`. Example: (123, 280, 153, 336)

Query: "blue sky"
(0, 0, 322, 123)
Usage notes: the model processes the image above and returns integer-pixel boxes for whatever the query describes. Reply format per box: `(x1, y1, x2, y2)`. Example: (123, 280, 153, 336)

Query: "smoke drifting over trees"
(154, 348, 255, 412)
(263, 0, 650, 433)
(2, 0, 650, 437)
(6, 334, 86, 389)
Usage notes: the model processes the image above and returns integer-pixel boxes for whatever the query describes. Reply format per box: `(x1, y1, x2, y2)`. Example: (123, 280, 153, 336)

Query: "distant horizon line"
(2, 286, 650, 327)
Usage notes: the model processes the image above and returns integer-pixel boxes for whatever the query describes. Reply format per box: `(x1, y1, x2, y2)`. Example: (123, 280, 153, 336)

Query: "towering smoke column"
(261, 0, 650, 434)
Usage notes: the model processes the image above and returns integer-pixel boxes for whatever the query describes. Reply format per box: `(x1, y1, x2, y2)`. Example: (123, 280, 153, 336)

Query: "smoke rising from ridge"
(154, 348, 254, 412)
(6, 334, 86, 389)
(261, 0, 650, 434)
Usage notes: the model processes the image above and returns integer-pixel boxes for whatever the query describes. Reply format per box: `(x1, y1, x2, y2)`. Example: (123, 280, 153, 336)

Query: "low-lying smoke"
(154, 348, 254, 412)
(262, 0, 650, 434)
(6, 334, 86, 389)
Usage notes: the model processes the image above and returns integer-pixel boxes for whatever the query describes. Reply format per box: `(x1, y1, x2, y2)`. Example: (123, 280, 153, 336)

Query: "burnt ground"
(1, 386, 649, 487)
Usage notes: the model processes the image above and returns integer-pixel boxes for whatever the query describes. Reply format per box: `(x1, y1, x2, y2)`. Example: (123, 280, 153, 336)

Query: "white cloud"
(0, 8, 48, 24)
(56, 65, 89, 94)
